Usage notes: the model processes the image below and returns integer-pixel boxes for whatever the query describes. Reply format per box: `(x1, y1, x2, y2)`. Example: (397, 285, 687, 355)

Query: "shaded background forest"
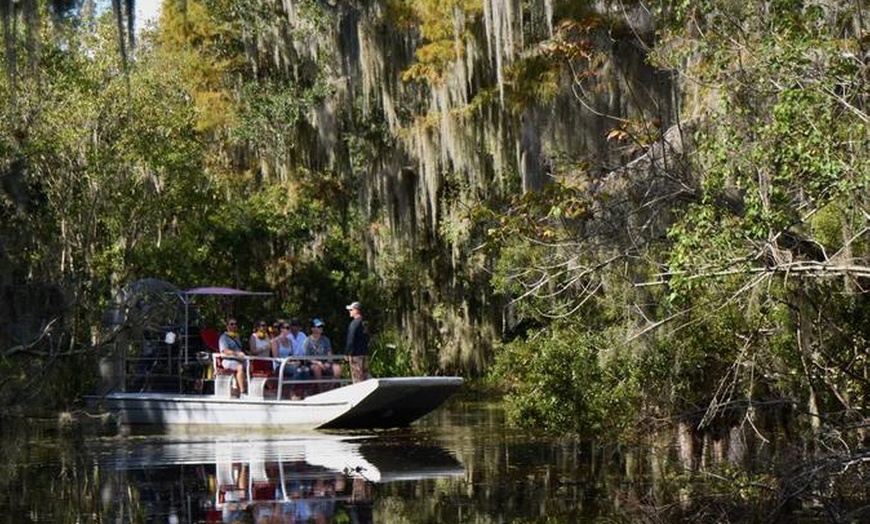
(1, 0, 869, 447)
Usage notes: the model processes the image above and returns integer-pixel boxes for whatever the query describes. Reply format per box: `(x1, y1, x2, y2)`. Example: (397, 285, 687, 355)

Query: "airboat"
(89, 283, 463, 430)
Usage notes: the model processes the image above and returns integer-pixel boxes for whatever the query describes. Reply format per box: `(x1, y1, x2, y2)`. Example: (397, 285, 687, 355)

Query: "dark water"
(3, 399, 592, 523)
(1, 398, 868, 523)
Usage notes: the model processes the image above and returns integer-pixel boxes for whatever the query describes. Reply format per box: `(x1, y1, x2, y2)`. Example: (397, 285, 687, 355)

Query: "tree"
(0, 5, 209, 408)
(489, 0, 870, 440)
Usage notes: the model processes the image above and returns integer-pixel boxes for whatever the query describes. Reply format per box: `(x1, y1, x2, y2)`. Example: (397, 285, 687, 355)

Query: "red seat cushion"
(200, 328, 220, 351)
(252, 482, 276, 500)
(250, 359, 274, 376)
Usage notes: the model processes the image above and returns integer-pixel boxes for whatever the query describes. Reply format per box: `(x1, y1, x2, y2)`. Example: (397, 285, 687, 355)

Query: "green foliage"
(2, 10, 207, 289)
(481, 0, 870, 442)
(369, 328, 417, 377)
(232, 75, 334, 155)
(504, 53, 562, 108)
(0, 7, 217, 409)
(491, 325, 641, 438)
(655, 294, 760, 415)
(665, 203, 751, 300)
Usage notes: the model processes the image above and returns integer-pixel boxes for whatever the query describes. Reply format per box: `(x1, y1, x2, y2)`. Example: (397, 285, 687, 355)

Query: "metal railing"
(211, 353, 350, 398)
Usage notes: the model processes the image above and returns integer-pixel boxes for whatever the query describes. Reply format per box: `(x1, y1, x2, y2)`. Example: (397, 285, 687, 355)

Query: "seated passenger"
(219, 317, 247, 396)
(272, 320, 309, 398)
(248, 319, 273, 374)
(286, 317, 308, 356)
(303, 318, 343, 391)
(271, 320, 292, 360)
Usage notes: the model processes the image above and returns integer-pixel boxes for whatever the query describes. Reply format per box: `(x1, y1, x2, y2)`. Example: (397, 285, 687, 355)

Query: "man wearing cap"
(303, 318, 343, 391)
(344, 301, 370, 382)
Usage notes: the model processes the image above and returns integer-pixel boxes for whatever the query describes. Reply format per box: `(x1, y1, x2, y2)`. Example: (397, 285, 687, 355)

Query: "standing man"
(344, 301, 370, 383)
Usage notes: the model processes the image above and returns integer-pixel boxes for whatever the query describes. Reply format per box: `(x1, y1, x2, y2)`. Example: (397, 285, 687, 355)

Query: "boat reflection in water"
(95, 433, 464, 523)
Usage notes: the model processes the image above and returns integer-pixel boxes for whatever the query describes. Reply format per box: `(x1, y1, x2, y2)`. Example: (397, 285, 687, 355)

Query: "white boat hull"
(92, 377, 463, 430)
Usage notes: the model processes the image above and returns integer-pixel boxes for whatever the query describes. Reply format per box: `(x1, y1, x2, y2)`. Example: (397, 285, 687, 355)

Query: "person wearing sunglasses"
(271, 319, 309, 399)
(271, 322, 293, 361)
(248, 319, 273, 375)
(249, 320, 272, 356)
(219, 317, 247, 397)
(303, 318, 343, 392)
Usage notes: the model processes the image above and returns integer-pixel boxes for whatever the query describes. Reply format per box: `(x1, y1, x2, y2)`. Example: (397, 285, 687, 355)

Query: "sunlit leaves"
(503, 15, 602, 110)
(155, 0, 239, 132)
(481, 181, 593, 248)
(395, 0, 482, 84)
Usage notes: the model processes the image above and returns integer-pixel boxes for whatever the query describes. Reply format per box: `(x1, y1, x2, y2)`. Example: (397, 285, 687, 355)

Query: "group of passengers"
(217, 301, 369, 398)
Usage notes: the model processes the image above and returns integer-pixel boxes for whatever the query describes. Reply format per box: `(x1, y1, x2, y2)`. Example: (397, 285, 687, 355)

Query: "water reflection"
(94, 434, 464, 523)
(4, 399, 862, 523)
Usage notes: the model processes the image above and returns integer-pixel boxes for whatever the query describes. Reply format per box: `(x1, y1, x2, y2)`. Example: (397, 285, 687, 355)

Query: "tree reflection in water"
(414, 399, 870, 523)
(1, 401, 870, 522)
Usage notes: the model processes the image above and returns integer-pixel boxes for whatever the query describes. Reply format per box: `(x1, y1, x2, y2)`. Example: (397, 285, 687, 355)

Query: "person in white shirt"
(286, 317, 307, 356)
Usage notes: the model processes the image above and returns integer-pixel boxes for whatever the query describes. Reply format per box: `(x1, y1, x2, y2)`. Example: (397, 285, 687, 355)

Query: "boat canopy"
(181, 287, 272, 297)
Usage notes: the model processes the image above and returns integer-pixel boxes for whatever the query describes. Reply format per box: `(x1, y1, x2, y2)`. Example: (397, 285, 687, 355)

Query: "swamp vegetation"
(1, 0, 870, 520)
